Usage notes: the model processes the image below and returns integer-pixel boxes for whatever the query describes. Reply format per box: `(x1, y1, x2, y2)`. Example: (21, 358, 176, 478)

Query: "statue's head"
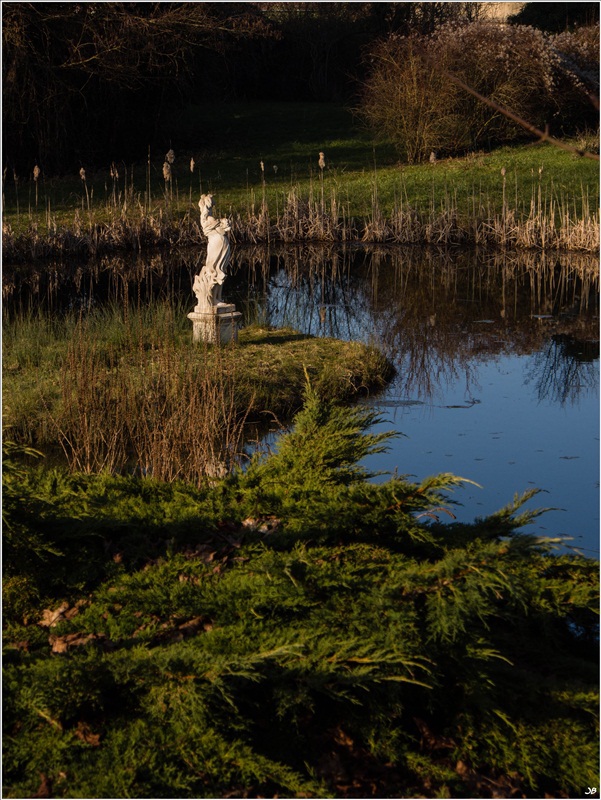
(199, 194, 213, 212)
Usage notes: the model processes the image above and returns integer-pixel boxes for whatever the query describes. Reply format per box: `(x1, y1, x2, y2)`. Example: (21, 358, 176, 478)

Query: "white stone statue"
(193, 194, 232, 313)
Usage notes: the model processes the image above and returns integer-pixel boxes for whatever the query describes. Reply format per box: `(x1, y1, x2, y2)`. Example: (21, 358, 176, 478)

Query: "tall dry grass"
(236, 177, 599, 250)
(3, 168, 598, 261)
(51, 314, 252, 485)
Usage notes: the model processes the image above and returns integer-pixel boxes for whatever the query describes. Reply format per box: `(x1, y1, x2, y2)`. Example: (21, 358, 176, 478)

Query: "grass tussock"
(3, 304, 393, 483)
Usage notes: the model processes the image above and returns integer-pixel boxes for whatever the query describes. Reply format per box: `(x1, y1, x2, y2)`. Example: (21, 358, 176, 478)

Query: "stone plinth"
(187, 303, 242, 345)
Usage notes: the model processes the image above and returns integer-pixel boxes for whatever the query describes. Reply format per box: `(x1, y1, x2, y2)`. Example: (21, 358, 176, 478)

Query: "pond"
(232, 245, 599, 557)
(5, 244, 599, 556)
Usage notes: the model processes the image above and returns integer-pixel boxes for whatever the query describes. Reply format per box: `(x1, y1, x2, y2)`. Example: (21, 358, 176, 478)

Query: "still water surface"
(6, 244, 599, 555)
(232, 245, 599, 556)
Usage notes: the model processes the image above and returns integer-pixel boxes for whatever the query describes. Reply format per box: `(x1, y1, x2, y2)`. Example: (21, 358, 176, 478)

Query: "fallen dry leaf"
(177, 616, 213, 635)
(31, 773, 52, 798)
(39, 602, 70, 628)
(241, 516, 281, 534)
(49, 632, 106, 654)
(75, 721, 101, 746)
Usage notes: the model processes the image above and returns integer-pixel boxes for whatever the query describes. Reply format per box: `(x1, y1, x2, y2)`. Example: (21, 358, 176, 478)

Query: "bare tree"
(2, 2, 272, 170)
(358, 20, 599, 162)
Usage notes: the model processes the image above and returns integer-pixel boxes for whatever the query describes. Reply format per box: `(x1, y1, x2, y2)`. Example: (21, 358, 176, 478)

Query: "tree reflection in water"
(228, 245, 598, 552)
(526, 333, 600, 406)
(4, 244, 598, 408)
(232, 244, 598, 406)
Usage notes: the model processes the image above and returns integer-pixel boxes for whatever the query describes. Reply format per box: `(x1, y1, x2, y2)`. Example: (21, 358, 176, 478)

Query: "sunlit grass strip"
(2, 142, 599, 258)
(3, 186, 599, 257)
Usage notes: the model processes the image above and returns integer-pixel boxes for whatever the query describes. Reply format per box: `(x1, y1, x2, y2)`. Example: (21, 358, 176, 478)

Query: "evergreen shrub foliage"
(3, 388, 599, 798)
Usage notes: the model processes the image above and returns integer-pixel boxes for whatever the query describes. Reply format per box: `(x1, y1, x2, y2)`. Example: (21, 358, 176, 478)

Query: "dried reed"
(2, 173, 599, 261)
(50, 314, 253, 485)
(33, 165, 40, 209)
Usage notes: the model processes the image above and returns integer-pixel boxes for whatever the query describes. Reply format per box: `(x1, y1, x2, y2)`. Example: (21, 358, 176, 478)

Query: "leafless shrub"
(550, 24, 600, 113)
(359, 21, 600, 163)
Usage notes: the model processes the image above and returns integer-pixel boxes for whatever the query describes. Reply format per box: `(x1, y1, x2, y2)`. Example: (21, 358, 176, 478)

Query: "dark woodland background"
(3, 2, 599, 174)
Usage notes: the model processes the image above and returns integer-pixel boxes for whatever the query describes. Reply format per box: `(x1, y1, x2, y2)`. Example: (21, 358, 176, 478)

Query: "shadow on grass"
(239, 328, 314, 346)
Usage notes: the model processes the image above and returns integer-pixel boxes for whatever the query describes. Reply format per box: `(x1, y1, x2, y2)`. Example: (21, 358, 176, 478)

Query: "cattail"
(12, 168, 19, 216)
(188, 157, 196, 216)
(163, 161, 172, 202)
(33, 164, 40, 207)
(79, 167, 90, 211)
(318, 153, 326, 216)
(109, 162, 119, 207)
(259, 161, 266, 204)
(166, 149, 175, 164)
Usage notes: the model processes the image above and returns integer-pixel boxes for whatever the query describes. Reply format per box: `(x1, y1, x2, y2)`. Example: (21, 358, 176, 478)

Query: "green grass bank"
(3, 103, 599, 257)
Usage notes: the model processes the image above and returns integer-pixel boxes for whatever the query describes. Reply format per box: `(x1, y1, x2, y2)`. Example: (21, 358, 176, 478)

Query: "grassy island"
(3, 304, 393, 482)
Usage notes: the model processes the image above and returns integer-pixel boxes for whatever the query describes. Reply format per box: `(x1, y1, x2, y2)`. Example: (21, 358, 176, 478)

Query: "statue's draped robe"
(203, 216, 230, 289)
(193, 202, 231, 312)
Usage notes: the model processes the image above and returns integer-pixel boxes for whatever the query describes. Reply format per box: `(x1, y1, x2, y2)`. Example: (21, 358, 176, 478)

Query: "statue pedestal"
(187, 304, 242, 345)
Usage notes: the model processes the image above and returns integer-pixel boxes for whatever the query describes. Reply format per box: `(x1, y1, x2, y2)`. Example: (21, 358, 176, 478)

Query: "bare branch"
(437, 66, 600, 161)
